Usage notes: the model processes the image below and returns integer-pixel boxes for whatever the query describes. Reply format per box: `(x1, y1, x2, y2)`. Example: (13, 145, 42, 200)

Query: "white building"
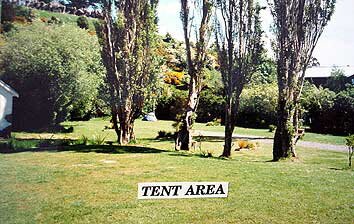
(0, 80, 19, 138)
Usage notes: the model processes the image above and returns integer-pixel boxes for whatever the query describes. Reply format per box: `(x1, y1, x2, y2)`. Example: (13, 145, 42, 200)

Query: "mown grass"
(13, 118, 346, 146)
(1, 118, 353, 223)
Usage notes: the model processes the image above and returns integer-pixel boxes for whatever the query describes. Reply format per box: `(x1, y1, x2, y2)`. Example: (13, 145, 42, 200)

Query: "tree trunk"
(273, 98, 297, 161)
(111, 109, 120, 141)
(175, 77, 199, 151)
(222, 99, 234, 157)
(118, 119, 134, 145)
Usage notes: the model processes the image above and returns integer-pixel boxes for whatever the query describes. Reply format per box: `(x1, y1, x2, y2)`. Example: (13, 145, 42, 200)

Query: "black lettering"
(196, 185, 206, 195)
(142, 186, 152, 196)
(206, 185, 215, 195)
(185, 185, 195, 195)
(172, 185, 182, 196)
(161, 186, 171, 196)
(151, 186, 160, 196)
(215, 184, 225, 194)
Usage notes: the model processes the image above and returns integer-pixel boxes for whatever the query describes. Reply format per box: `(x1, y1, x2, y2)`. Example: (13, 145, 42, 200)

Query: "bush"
(0, 23, 105, 130)
(235, 140, 257, 151)
(197, 88, 224, 123)
(77, 16, 89, 29)
(238, 84, 277, 128)
(155, 86, 187, 120)
(1, 21, 16, 32)
(164, 70, 184, 85)
(301, 84, 354, 135)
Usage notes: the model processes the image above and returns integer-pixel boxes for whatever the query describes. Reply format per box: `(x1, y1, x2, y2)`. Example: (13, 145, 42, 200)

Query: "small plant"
(268, 125, 276, 132)
(90, 134, 106, 145)
(48, 16, 62, 25)
(345, 135, 354, 168)
(156, 131, 175, 139)
(62, 126, 74, 133)
(78, 135, 89, 145)
(235, 140, 258, 151)
(200, 149, 213, 158)
(206, 118, 221, 126)
(6, 138, 38, 150)
(77, 16, 89, 29)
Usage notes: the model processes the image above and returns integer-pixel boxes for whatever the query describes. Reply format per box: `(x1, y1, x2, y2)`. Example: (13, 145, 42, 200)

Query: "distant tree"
(215, 0, 263, 157)
(0, 23, 104, 130)
(97, 0, 160, 144)
(326, 68, 347, 92)
(175, 0, 214, 151)
(268, 0, 336, 161)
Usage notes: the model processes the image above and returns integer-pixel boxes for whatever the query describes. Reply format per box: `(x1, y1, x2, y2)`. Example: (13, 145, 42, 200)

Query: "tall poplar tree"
(268, 0, 336, 160)
(175, 0, 214, 151)
(98, 0, 159, 144)
(215, 0, 263, 157)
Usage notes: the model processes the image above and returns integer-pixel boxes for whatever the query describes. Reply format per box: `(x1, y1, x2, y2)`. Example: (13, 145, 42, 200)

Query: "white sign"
(137, 182, 229, 199)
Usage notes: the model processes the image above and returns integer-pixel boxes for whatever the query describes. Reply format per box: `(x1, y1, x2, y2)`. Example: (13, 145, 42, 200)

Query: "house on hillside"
(0, 80, 19, 138)
(305, 66, 354, 87)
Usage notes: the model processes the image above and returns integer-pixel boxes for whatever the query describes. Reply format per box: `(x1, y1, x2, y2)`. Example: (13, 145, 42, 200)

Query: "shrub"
(1, 21, 16, 32)
(164, 70, 184, 85)
(155, 87, 187, 120)
(235, 140, 257, 151)
(77, 16, 89, 29)
(0, 23, 105, 130)
(238, 84, 277, 128)
(301, 84, 354, 135)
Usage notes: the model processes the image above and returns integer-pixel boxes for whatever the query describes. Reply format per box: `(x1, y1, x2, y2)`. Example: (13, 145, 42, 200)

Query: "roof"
(0, 80, 19, 98)
(305, 66, 354, 78)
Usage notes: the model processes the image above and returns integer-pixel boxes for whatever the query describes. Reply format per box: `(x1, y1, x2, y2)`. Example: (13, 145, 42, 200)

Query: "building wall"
(0, 87, 14, 133)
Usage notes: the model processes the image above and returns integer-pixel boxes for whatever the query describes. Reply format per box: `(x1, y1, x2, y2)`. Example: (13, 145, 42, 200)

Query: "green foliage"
(301, 83, 354, 135)
(155, 86, 188, 120)
(47, 16, 62, 25)
(0, 23, 105, 130)
(77, 16, 89, 29)
(251, 55, 277, 84)
(90, 134, 106, 145)
(238, 83, 278, 128)
(268, 124, 276, 132)
(346, 135, 354, 148)
(6, 138, 38, 150)
(15, 6, 36, 22)
(326, 68, 348, 92)
(206, 118, 221, 126)
(1, 21, 15, 32)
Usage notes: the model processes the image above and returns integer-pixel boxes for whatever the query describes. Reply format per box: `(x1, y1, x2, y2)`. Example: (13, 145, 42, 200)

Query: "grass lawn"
(1, 118, 353, 223)
(12, 118, 347, 146)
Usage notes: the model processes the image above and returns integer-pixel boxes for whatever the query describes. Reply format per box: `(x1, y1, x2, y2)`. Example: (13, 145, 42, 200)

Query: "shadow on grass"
(0, 138, 167, 155)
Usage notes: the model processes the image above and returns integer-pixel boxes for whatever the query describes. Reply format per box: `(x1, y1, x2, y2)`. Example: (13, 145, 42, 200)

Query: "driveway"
(192, 130, 347, 152)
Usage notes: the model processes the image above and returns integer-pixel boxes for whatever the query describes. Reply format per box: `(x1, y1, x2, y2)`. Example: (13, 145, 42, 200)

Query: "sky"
(157, 0, 354, 67)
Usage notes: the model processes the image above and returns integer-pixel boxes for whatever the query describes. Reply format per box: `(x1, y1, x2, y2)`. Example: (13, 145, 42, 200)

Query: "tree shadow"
(0, 138, 167, 154)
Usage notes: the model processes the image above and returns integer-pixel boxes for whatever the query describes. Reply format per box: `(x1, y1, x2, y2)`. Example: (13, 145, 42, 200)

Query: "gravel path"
(193, 130, 347, 152)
